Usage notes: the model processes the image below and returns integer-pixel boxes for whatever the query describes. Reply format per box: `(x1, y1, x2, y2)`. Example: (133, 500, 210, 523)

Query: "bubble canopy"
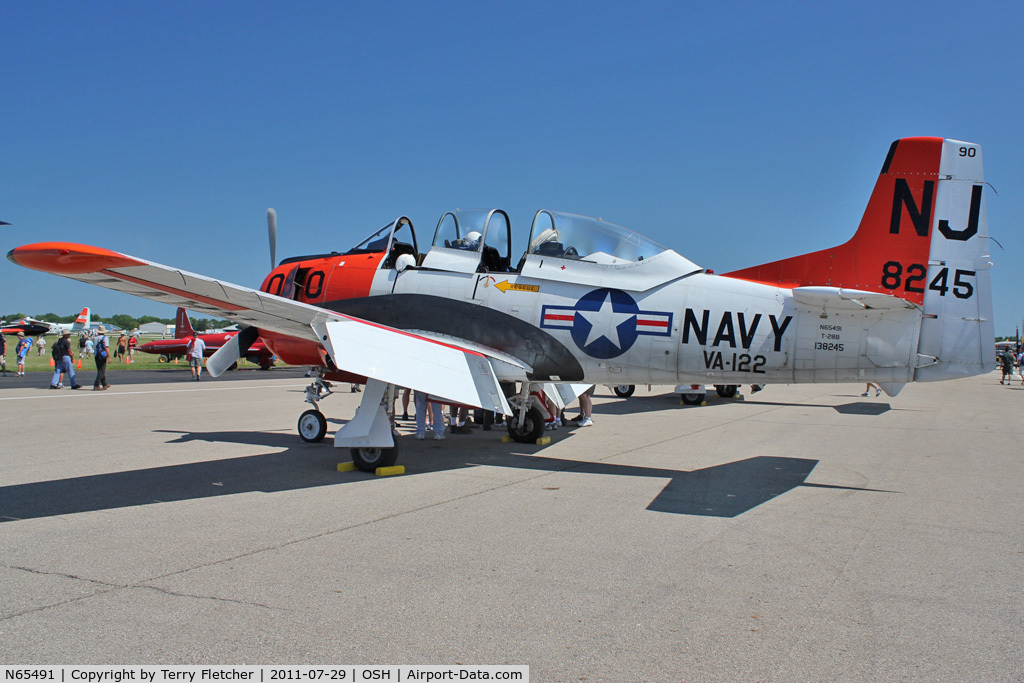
(527, 210, 671, 264)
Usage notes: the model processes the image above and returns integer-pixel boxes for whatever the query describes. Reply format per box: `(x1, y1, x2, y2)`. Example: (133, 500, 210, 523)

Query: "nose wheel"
(298, 409, 327, 443)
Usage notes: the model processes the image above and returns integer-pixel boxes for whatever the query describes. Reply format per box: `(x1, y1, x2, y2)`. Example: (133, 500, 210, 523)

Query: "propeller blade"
(267, 208, 277, 270)
(206, 326, 261, 378)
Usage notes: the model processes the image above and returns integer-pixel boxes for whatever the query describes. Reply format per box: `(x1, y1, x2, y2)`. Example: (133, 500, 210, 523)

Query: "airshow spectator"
(116, 333, 128, 362)
(186, 330, 206, 381)
(50, 331, 81, 390)
(999, 349, 1015, 385)
(35, 336, 46, 356)
(93, 326, 111, 390)
(862, 382, 882, 397)
(16, 333, 31, 376)
(0, 334, 7, 376)
(84, 336, 94, 358)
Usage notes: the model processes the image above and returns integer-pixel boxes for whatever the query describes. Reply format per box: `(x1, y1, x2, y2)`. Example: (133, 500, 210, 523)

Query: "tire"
(350, 443, 399, 472)
(297, 409, 327, 443)
(507, 406, 546, 444)
(158, 355, 169, 363)
(613, 384, 635, 398)
(716, 384, 738, 398)
(681, 393, 704, 405)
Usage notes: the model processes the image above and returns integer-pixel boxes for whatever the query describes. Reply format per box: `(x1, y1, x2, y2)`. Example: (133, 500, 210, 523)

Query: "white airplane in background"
(1, 307, 91, 337)
(8, 137, 994, 471)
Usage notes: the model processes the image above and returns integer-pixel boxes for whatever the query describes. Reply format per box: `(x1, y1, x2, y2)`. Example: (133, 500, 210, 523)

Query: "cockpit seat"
(481, 245, 507, 272)
(534, 241, 564, 257)
(385, 241, 416, 269)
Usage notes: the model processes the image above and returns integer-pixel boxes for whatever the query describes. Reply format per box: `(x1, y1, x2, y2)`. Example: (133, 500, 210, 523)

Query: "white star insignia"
(576, 291, 636, 349)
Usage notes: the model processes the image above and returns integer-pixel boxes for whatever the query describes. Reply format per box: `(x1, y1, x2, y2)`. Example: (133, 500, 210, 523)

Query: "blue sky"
(2, 1, 1021, 333)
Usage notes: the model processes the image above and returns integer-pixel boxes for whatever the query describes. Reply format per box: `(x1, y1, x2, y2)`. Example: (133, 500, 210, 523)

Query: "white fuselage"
(364, 253, 923, 387)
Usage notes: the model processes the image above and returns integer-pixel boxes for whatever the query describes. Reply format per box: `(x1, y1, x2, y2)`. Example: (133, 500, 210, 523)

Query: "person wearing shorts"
(187, 331, 206, 381)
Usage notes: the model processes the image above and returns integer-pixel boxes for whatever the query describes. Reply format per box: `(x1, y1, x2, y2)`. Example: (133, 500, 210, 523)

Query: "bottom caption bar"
(1, 667, 529, 683)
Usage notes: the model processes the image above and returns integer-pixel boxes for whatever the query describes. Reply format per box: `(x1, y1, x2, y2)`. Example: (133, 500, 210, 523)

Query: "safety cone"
(49, 358, 54, 367)
(77, 359, 82, 369)
(174, 358, 178, 365)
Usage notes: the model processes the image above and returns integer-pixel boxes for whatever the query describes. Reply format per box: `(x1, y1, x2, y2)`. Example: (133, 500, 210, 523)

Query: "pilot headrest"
(395, 253, 416, 272)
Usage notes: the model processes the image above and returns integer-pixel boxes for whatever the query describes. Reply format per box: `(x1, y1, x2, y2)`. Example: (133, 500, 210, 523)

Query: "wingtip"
(8, 242, 144, 274)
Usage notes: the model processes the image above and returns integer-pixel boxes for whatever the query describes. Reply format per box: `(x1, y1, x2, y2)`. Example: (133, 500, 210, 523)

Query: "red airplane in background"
(136, 307, 276, 370)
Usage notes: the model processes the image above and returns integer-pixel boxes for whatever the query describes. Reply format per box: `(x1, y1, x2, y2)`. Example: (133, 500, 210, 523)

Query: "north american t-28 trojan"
(8, 137, 995, 471)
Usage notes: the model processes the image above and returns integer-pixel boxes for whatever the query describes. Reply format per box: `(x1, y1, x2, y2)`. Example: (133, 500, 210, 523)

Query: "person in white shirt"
(187, 331, 207, 381)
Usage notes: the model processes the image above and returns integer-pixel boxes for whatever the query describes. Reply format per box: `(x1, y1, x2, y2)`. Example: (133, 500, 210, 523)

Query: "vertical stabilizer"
(174, 307, 195, 338)
(71, 307, 90, 332)
(725, 137, 994, 381)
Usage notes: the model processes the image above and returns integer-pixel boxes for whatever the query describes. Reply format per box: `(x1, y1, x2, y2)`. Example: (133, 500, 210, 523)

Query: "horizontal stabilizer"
(792, 287, 920, 311)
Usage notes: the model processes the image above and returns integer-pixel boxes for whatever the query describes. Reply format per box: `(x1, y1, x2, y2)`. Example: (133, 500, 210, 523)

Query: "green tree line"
(2, 312, 234, 332)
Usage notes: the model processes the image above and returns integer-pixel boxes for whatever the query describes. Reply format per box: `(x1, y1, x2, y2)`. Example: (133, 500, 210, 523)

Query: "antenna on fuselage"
(267, 208, 277, 269)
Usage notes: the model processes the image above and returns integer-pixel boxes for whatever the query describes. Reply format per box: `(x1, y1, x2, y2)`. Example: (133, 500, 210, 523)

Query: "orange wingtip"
(7, 242, 144, 274)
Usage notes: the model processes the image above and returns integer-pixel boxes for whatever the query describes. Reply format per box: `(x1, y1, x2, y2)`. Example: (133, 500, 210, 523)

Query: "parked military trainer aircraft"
(8, 137, 994, 471)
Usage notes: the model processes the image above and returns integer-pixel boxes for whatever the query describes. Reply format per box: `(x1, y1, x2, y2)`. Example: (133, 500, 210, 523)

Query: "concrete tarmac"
(1, 367, 1021, 681)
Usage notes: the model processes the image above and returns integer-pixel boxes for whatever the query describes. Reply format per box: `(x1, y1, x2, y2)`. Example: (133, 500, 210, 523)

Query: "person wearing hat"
(93, 326, 111, 390)
(186, 330, 206, 381)
(50, 330, 82, 390)
(15, 331, 31, 377)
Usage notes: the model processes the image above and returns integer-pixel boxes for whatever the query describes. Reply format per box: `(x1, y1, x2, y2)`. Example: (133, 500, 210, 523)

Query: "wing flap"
(321, 319, 512, 415)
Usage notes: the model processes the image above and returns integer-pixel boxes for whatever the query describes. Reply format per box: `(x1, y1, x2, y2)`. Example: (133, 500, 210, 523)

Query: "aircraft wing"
(7, 242, 511, 413)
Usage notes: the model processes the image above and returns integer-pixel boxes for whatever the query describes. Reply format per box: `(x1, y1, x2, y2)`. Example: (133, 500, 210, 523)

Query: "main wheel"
(613, 384, 635, 398)
(681, 392, 704, 405)
(298, 409, 327, 443)
(507, 406, 546, 444)
(350, 443, 399, 472)
(716, 384, 738, 398)
(158, 355, 169, 363)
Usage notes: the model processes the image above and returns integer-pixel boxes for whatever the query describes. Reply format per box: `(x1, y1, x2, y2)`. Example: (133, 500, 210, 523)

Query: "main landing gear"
(297, 373, 399, 472)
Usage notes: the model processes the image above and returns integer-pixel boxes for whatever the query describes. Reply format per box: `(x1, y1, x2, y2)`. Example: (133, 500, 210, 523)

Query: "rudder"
(914, 139, 994, 380)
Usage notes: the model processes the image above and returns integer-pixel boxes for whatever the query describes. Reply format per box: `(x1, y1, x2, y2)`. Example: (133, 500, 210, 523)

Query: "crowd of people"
(397, 385, 593, 440)
(998, 347, 1024, 386)
(0, 327, 142, 388)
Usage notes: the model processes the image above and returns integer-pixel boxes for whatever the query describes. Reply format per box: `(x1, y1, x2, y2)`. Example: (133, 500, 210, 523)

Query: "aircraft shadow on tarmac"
(0, 428, 893, 522)
(594, 394, 891, 416)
